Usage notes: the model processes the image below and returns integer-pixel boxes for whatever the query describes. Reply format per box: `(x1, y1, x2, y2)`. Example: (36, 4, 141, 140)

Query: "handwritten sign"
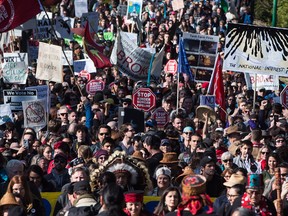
(34, 12, 54, 40)
(3, 52, 28, 65)
(2, 62, 28, 84)
(22, 99, 46, 130)
(36, 42, 63, 83)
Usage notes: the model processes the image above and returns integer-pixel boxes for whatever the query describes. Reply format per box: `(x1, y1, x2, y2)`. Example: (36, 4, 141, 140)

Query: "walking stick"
(275, 167, 283, 216)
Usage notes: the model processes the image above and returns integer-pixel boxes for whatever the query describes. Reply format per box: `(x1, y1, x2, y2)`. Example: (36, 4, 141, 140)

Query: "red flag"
(83, 23, 112, 69)
(0, 0, 41, 33)
(208, 54, 226, 121)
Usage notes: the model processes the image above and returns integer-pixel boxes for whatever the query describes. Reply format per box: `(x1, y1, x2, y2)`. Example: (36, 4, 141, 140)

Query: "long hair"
(154, 186, 182, 215)
(7, 175, 33, 207)
(101, 183, 126, 216)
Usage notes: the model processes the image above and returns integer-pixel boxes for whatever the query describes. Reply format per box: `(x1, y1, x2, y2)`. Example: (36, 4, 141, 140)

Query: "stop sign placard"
(86, 80, 105, 95)
(151, 107, 169, 129)
(79, 70, 91, 81)
(164, 59, 178, 74)
(132, 88, 156, 112)
(280, 85, 288, 108)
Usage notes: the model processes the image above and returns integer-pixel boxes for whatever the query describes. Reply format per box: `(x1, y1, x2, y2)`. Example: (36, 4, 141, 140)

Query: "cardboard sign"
(23, 99, 46, 130)
(62, 50, 73, 66)
(2, 62, 28, 84)
(3, 90, 37, 111)
(200, 95, 216, 108)
(55, 16, 75, 40)
(172, 0, 184, 11)
(244, 73, 279, 91)
(36, 42, 63, 83)
(3, 52, 28, 65)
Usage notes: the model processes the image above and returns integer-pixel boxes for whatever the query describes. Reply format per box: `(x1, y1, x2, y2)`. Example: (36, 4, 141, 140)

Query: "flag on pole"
(177, 37, 193, 81)
(0, 0, 41, 33)
(83, 22, 112, 69)
(207, 54, 226, 121)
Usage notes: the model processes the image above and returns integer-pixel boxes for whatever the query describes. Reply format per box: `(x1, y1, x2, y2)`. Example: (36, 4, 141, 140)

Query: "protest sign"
(0, 104, 13, 125)
(86, 80, 105, 95)
(117, 5, 128, 17)
(55, 16, 74, 40)
(36, 42, 63, 83)
(62, 50, 73, 66)
(2, 62, 28, 84)
(182, 32, 219, 82)
(81, 12, 99, 34)
(15, 17, 37, 31)
(126, 0, 143, 23)
(110, 31, 164, 81)
(73, 59, 96, 73)
(172, 0, 184, 11)
(23, 99, 46, 131)
(223, 23, 288, 75)
(244, 73, 279, 91)
(74, 0, 88, 17)
(3, 52, 28, 65)
(200, 95, 216, 108)
(26, 85, 50, 111)
(34, 12, 54, 40)
(28, 40, 39, 64)
(3, 90, 37, 111)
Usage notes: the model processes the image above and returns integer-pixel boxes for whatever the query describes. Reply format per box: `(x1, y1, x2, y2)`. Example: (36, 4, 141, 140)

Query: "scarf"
(176, 194, 214, 216)
(241, 192, 273, 216)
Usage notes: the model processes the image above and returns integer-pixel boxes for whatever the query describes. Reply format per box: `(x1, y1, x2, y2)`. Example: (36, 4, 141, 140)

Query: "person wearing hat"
(160, 139, 172, 154)
(214, 174, 246, 215)
(64, 180, 97, 216)
(149, 166, 172, 196)
(166, 174, 215, 216)
(231, 173, 276, 215)
(123, 191, 152, 216)
(94, 149, 109, 166)
(199, 156, 224, 197)
(159, 152, 182, 183)
(180, 126, 194, 153)
(44, 153, 70, 191)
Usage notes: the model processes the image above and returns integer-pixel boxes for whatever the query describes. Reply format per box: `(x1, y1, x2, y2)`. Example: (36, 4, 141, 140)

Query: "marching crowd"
(1, 0, 288, 216)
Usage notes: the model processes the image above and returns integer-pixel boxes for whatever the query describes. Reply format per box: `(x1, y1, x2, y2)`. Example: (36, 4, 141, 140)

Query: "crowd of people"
(1, 0, 288, 216)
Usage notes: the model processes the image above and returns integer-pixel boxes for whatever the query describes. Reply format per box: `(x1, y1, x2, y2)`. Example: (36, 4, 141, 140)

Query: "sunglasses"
(280, 173, 288, 177)
(276, 140, 284, 143)
(184, 132, 193, 135)
(60, 113, 68, 116)
(223, 159, 233, 163)
(99, 133, 109, 136)
(261, 151, 269, 155)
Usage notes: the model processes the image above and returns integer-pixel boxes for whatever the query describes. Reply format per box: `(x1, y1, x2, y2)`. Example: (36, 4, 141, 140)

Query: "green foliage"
(254, 0, 288, 27)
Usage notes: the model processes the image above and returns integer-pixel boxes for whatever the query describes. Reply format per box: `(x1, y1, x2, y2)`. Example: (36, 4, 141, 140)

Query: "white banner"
(73, 59, 96, 73)
(23, 99, 47, 130)
(110, 31, 164, 81)
(36, 42, 63, 83)
(223, 23, 288, 75)
(3, 90, 38, 111)
(74, 0, 88, 17)
(0, 104, 13, 125)
(244, 73, 279, 91)
(55, 16, 75, 40)
(2, 62, 28, 84)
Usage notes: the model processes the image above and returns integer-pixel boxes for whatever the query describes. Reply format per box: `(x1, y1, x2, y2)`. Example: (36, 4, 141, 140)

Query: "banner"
(0, 0, 41, 33)
(74, 0, 88, 17)
(110, 31, 164, 81)
(126, 0, 143, 23)
(81, 12, 99, 34)
(182, 32, 219, 82)
(34, 12, 54, 40)
(2, 61, 28, 84)
(244, 73, 279, 91)
(3, 90, 37, 111)
(223, 23, 288, 75)
(36, 42, 63, 83)
(55, 16, 74, 40)
(22, 99, 46, 130)
(0, 104, 13, 125)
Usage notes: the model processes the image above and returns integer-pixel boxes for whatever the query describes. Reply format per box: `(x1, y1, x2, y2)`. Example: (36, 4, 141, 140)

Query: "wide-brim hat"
(131, 151, 145, 161)
(228, 140, 241, 156)
(182, 174, 206, 196)
(226, 123, 246, 136)
(223, 174, 246, 187)
(160, 152, 179, 164)
(196, 105, 217, 123)
(175, 166, 194, 184)
(0, 192, 19, 206)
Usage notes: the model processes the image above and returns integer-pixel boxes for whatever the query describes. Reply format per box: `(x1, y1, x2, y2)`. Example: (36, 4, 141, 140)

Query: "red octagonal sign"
(132, 88, 156, 112)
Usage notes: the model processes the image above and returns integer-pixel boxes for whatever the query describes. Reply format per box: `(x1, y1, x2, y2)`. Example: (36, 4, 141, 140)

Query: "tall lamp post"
(272, 0, 278, 27)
